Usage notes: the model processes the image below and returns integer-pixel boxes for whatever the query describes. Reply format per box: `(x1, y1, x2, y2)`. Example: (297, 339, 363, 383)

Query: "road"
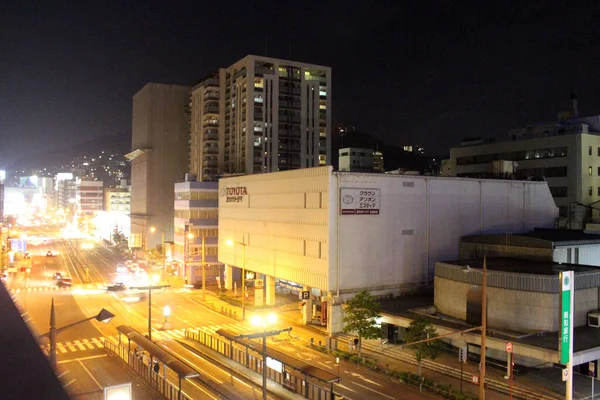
(8, 225, 444, 400)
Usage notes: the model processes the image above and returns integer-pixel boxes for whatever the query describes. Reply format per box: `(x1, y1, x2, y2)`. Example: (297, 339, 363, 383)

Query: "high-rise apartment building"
(128, 83, 190, 250)
(189, 55, 331, 180)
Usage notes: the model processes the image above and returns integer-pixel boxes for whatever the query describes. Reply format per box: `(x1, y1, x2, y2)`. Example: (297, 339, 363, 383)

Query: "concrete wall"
(130, 83, 190, 248)
(435, 276, 599, 332)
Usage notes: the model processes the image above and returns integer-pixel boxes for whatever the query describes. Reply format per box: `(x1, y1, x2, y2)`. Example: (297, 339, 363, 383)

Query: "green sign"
(560, 271, 574, 365)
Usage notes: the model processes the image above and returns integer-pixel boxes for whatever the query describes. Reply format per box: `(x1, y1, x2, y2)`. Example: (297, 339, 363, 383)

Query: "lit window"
(590, 166, 593, 176)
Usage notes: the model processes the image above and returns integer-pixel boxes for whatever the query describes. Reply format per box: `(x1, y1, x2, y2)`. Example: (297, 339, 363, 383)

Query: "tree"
(343, 290, 382, 358)
(404, 316, 443, 376)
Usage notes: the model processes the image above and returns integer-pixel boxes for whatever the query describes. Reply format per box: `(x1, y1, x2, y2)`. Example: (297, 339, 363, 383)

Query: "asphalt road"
(10, 225, 444, 400)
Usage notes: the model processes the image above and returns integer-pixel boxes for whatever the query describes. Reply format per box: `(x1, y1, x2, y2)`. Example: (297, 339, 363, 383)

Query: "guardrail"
(104, 340, 191, 400)
(335, 333, 559, 400)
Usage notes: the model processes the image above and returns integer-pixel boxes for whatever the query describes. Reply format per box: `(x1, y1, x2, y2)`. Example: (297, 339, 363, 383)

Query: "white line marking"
(78, 359, 103, 389)
(352, 382, 395, 400)
(317, 361, 332, 369)
(335, 383, 356, 393)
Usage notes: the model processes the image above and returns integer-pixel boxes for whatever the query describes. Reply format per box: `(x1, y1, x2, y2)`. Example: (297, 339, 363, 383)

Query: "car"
(23, 252, 30, 259)
(57, 277, 72, 287)
(53, 272, 63, 280)
(116, 264, 127, 273)
(46, 251, 53, 257)
(107, 282, 126, 292)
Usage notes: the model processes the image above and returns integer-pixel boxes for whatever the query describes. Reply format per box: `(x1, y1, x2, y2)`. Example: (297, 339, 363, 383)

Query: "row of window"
(175, 191, 218, 200)
(456, 147, 568, 166)
(587, 166, 600, 176)
(174, 210, 218, 219)
(587, 146, 600, 156)
(551, 185, 600, 198)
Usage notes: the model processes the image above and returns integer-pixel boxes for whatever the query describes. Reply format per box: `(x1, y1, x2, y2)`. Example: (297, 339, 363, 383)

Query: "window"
(549, 186, 568, 197)
(598, 167, 600, 176)
(590, 186, 593, 196)
(590, 146, 593, 156)
(597, 187, 600, 196)
(590, 166, 593, 176)
(598, 147, 600, 156)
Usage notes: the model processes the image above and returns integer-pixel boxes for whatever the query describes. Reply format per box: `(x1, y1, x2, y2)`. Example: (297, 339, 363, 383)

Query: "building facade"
(218, 166, 558, 333)
(75, 178, 103, 214)
(449, 115, 600, 218)
(338, 147, 374, 172)
(173, 179, 220, 283)
(104, 180, 131, 214)
(128, 83, 190, 250)
(188, 55, 331, 180)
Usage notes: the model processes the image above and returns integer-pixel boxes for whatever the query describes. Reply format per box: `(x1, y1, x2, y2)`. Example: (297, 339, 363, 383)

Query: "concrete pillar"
(329, 303, 343, 334)
(225, 264, 233, 290)
(266, 275, 276, 306)
(302, 286, 313, 325)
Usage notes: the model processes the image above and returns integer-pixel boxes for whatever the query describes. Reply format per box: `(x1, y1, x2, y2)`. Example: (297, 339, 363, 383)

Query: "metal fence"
(104, 340, 191, 400)
(185, 329, 335, 400)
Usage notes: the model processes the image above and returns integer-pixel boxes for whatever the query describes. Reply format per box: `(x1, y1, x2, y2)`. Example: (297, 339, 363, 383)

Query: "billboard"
(19, 176, 38, 189)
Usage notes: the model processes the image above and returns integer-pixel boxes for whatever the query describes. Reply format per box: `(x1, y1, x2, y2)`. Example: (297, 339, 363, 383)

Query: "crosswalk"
(10, 286, 72, 294)
(39, 322, 249, 355)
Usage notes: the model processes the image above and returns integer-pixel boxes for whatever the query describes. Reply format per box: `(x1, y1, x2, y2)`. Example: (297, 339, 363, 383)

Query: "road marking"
(78, 359, 103, 389)
(317, 361, 332, 370)
(62, 379, 76, 388)
(57, 354, 107, 364)
(58, 345, 68, 354)
(74, 340, 86, 351)
(352, 382, 395, 399)
(335, 383, 356, 392)
(82, 339, 95, 350)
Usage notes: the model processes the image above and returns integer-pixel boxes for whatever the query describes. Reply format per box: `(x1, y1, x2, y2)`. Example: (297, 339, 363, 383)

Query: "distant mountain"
(9, 132, 131, 171)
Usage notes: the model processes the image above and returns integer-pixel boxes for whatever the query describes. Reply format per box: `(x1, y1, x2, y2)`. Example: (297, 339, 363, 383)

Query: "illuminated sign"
(221, 186, 248, 203)
(560, 271, 574, 364)
(340, 188, 380, 215)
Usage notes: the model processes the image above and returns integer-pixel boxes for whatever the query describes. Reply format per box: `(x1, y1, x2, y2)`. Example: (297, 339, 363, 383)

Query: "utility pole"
(480, 257, 487, 400)
(49, 298, 57, 369)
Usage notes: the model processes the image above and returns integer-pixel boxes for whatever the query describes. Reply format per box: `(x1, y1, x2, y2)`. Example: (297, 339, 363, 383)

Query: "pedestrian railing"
(104, 340, 191, 400)
(185, 329, 337, 400)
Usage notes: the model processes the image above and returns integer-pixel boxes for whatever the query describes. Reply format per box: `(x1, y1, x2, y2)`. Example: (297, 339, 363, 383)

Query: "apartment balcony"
(203, 147, 219, 155)
(203, 132, 219, 141)
(174, 200, 218, 210)
(204, 105, 219, 114)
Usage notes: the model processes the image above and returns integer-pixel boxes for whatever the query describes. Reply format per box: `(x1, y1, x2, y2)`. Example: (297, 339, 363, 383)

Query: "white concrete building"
(218, 166, 558, 333)
(174, 179, 220, 284)
(338, 147, 374, 172)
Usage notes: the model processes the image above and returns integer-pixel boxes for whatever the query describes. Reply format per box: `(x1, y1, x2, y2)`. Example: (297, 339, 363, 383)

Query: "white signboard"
(266, 357, 283, 373)
(340, 188, 380, 215)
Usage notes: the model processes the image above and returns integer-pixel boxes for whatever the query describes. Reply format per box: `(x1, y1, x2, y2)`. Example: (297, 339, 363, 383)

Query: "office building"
(173, 178, 220, 283)
(188, 55, 331, 180)
(338, 147, 374, 172)
(128, 83, 190, 251)
(56, 173, 76, 212)
(75, 178, 103, 214)
(218, 166, 557, 333)
(104, 180, 131, 214)
(449, 106, 600, 220)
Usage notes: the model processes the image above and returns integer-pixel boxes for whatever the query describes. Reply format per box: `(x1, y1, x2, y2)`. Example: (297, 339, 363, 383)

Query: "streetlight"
(40, 298, 115, 369)
(226, 237, 246, 321)
(463, 257, 488, 400)
(251, 313, 277, 400)
(150, 226, 165, 281)
(162, 305, 171, 330)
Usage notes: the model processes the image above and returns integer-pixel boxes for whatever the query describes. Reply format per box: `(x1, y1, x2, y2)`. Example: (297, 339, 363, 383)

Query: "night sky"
(1, 1, 599, 169)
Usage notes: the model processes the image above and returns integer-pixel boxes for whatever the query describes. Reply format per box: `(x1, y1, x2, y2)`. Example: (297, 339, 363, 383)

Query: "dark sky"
(1, 1, 600, 169)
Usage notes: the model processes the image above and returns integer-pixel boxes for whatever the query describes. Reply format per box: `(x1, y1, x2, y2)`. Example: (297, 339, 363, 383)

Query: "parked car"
(53, 272, 63, 280)
(46, 251, 53, 257)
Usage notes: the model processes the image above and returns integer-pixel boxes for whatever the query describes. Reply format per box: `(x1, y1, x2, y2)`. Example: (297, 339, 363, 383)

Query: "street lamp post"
(41, 300, 115, 369)
(129, 284, 170, 340)
(186, 232, 194, 285)
(226, 237, 246, 321)
(251, 313, 277, 400)
(150, 226, 165, 281)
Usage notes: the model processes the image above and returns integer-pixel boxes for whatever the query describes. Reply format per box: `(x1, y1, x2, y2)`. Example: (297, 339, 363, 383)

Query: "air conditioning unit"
(588, 312, 600, 328)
